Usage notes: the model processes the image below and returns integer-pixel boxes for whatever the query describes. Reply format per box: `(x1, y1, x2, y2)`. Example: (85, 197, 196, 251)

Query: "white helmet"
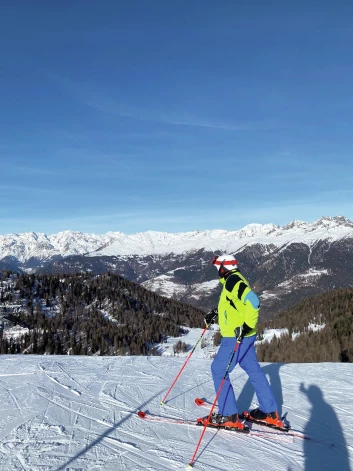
(211, 254, 238, 277)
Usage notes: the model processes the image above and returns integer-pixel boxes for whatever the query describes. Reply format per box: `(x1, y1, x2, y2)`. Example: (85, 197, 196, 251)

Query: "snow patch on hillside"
(258, 325, 326, 343)
(188, 279, 220, 300)
(156, 324, 219, 359)
(2, 325, 29, 338)
(141, 274, 188, 297)
(260, 268, 331, 302)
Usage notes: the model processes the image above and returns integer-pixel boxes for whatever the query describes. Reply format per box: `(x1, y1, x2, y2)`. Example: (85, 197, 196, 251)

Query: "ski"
(241, 410, 290, 432)
(138, 410, 195, 426)
(137, 410, 294, 442)
(195, 414, 250, 434)
(194, 397, 289, 431)
(193, 397, 310, 441)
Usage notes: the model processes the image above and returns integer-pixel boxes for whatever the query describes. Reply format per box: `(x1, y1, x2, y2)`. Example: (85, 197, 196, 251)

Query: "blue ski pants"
(211, 335, 278, 416)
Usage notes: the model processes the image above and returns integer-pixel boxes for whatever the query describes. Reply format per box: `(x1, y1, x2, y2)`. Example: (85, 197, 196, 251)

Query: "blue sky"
(1, 1, 353, 235)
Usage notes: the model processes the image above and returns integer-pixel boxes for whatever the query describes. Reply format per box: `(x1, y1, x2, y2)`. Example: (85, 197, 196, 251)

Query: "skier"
(203, 254, 281, 431)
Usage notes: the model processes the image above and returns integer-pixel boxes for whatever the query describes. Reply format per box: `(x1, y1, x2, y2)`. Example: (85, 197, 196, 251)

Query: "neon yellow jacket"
(217, 270, 259, 338)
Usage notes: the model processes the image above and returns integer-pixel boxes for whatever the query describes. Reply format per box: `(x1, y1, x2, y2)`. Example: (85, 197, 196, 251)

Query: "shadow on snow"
(236, 364, 351, 471)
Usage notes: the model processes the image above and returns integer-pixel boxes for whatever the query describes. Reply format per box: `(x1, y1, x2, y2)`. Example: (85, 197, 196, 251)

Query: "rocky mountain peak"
(313, 216, 353, 229)
(283, 219, 308, 230)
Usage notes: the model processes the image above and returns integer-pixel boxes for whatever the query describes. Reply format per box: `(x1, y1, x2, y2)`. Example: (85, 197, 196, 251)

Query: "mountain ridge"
(1, 215, 352, 262)
(2, 216, 353, 320)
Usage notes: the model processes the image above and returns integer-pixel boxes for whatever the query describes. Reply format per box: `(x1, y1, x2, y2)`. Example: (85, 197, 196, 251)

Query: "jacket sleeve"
(244, 291, 260, 309)
(243, 291, 260, 329)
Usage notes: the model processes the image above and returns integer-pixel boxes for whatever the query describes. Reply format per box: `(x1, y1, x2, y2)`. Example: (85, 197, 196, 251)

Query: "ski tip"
(137, 411, 146, 419)
(188, 464, 194, 468)
(194, 398, 205, 406)
(160, 401, 165, 406)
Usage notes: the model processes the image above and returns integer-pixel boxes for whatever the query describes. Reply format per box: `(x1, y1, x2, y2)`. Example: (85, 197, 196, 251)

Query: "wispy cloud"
(51, 74, 272, 132)
(0, 185, 62, 195)
(10, 166, 64, 176)
(3, 189, 353, 236)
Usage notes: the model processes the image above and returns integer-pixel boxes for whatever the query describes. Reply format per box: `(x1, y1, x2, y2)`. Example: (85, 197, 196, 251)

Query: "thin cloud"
(51, 74, 272, 132)
(10, 166, 63, 176)
(4, 190, 353, 236)
(0, 185, 62, 195)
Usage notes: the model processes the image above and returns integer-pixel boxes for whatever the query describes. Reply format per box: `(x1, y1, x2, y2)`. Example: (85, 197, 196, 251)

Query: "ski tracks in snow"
(0, 357, 352, 470)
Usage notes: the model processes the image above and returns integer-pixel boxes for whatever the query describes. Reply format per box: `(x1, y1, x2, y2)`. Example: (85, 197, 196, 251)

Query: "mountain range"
(1, 215, 353, 319)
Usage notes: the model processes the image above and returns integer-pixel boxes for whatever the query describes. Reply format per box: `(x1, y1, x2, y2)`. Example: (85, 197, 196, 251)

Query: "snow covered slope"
(0, 351, 352, 470)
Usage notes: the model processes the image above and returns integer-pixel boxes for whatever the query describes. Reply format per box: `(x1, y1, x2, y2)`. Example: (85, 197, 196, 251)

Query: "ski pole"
(188, 338, 241, 468)
(160, 323, 211, 405)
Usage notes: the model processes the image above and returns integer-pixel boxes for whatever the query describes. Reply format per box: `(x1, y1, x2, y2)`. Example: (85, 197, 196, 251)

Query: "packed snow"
(0, 327, 352, 471)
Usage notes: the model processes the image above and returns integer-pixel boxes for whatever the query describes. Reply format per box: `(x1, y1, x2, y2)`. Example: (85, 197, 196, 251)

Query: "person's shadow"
(236, 363, 284, 416)
(300, 383, 351, 471)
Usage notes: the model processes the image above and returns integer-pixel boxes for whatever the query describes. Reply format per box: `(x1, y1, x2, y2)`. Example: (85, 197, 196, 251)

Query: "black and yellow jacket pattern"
(217, 270, 259, 338)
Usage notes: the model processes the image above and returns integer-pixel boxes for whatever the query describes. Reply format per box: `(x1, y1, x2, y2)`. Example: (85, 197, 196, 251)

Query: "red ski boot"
(242, 408, 289, 431)
(196, 413, 250, 433)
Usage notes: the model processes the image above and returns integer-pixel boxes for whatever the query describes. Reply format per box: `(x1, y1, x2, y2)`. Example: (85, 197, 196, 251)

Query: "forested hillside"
(257, 287, 353, 362)
(0, 271, 204, 356)
(3, 269, 353, 363)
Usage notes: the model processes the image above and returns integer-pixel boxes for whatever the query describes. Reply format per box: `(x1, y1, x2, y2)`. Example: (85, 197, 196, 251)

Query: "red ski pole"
(188, 338, 241, 468)
(160, 323, 211, 405)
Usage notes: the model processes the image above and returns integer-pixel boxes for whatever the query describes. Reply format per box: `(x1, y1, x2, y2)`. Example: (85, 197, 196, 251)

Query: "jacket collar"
(219, 269, 239, 284)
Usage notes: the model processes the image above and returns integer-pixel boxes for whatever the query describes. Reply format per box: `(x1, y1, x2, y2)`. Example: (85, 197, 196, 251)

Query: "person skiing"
(203, 254, 282, 431)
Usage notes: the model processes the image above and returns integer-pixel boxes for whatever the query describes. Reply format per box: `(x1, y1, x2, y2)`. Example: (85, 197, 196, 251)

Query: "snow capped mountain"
(0, 232, 55, 262)
(49, 230, 115, 257)
(0, 231, 114, 262)
(1, 216, 352, 262)
(2, 216, 353, 320)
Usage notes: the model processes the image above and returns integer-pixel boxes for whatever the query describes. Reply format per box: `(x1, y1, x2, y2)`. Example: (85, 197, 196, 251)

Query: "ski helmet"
(211, 254, 238, 277)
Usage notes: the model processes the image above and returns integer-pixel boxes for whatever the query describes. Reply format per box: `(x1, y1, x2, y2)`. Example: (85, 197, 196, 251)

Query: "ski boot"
(241, 408, 289, 432)
(196, 412, 250, 433)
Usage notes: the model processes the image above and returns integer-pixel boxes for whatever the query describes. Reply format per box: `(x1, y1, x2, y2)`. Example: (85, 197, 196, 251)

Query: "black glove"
(204, 308, 218, 325)
(235, 322, 252, 340)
